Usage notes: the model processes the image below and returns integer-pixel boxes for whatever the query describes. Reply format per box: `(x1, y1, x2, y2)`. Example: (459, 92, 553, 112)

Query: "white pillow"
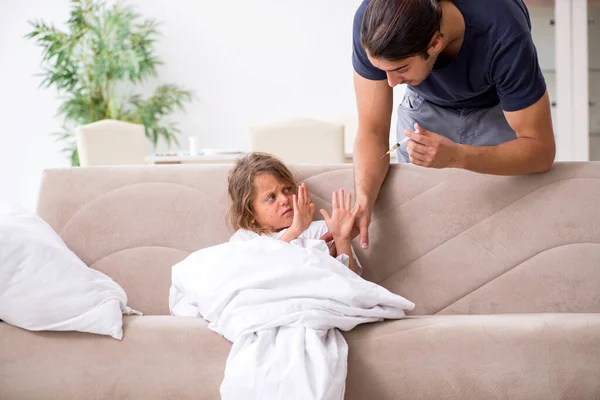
(0, 206, 139, 340)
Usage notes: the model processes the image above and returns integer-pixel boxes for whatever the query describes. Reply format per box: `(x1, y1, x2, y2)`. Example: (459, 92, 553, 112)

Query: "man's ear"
(428, 32, 444, 54)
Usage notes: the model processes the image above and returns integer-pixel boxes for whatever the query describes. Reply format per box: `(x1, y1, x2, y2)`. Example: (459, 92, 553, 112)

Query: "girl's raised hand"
(290, 183, 315, 234)
(319, 189, 360, 240)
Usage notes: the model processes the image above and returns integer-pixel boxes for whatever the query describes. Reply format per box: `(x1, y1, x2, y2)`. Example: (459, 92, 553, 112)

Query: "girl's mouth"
(283, 208, 293, 216)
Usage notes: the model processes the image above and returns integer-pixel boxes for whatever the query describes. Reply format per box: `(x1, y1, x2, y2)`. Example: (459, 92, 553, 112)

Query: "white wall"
(0, 1, 72, 210)
(132, 0, 360, 150)
(0, 0, 406, 209)
(2, 1, 598, 209)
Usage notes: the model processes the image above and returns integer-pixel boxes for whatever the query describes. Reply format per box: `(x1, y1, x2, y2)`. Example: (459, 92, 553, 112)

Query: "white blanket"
(169, 236, 415, 400)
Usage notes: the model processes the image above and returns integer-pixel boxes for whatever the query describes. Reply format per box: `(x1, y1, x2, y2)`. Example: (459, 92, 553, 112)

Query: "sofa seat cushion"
(345, 314, 600, 399)
(1, 314, 599, 399)
(0, 316, 229, 399)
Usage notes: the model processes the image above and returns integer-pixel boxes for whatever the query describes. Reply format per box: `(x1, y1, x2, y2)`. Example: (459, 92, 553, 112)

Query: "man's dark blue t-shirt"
(352, 0, 547, 112)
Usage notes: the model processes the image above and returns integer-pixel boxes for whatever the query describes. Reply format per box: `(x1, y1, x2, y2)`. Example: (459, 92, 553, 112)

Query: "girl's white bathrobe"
(169, 221, 414, 400)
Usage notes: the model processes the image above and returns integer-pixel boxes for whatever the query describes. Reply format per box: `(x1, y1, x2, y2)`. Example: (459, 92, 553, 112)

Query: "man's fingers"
(319, 231, 334, 242)
(328, 242, 337, 257)
(359, 222, 369, 249)
(352, 203, 361, 217)
(408, 147, 429, 164)
(404, 129, 429, 145)
(407, 141, 428, 156)
(404, 129, 431, 146)
(414, 122, 429, 135)
(332, 191, 338, 209)
(358, 212, 370, 249)
(347, 193, 352, 211)
(409, 156, 429, 167)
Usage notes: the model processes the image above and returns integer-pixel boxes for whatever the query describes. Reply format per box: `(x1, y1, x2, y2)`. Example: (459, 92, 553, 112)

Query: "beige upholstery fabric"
(33, 162, 600, 316)
(2, 314, 599, 400)
(1, 317, 229, 400)
(1, 162, 599, 399)
(76, 119, 148, 166)
(248, 118, 346, 164)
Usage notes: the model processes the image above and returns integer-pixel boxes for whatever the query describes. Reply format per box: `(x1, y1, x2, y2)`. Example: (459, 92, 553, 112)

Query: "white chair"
(340, 117, 358, 155)
(247, 118, 346, 164)
(76, 120, 148, 166)
(339, 116, 398, 162)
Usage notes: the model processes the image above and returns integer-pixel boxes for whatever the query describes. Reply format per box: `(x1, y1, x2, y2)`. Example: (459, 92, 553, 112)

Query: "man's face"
(368, 52, 438, 88)
(366, 33, 443, 88)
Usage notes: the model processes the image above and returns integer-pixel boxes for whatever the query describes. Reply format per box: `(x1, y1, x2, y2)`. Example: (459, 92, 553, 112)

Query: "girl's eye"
(283, 187, 291, 193)
(267, 194, 275, 201)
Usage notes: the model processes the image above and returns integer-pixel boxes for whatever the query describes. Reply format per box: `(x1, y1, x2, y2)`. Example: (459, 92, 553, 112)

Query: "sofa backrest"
(37, 162, 600, 315)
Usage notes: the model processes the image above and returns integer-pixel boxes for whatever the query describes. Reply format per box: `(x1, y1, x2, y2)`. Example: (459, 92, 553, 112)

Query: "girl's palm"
(319, 189, 360, 240)
(292, 183, 315, 233)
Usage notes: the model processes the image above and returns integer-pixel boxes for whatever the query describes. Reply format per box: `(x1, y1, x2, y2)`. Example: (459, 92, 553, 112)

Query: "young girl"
(227, 152, 362, 274)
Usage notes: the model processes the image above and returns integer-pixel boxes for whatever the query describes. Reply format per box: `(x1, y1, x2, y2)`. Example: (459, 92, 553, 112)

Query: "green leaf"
(25, 0, 193, 162)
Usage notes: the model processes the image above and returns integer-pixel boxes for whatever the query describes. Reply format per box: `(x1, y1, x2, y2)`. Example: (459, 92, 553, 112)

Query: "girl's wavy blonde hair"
(227, 152, 298, 234)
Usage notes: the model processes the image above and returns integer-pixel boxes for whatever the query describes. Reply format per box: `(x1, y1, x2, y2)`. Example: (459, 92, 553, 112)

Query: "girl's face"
(252, 173, 295, 232)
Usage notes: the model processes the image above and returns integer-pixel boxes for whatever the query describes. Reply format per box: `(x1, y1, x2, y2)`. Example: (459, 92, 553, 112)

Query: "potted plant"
(25, 0, 193, 166)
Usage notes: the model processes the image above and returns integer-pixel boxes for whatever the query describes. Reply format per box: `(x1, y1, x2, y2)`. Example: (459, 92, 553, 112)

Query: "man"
(351, 0, 556, 250)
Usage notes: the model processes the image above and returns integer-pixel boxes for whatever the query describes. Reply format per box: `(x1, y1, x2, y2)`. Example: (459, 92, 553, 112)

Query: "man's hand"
(320, 223, 360, 257)
(319, 232, 337, 257)
(404, 123, 461, 169)
(404, 92, 555, 176)
(353, 204, 371, 250)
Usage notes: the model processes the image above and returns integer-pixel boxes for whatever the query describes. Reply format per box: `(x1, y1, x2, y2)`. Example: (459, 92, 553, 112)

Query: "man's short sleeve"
(352, 1, 387, 81)
(492, 32, 547, 112)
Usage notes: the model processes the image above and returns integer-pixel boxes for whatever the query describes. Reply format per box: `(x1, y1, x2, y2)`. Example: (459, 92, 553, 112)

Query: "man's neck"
(439, 0, 465, 59)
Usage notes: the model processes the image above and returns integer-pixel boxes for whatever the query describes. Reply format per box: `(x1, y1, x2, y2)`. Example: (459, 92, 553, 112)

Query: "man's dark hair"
(361, 0, 442, 61)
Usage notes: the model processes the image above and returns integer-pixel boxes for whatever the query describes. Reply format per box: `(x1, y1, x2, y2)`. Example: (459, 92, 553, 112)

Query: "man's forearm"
(457, 137, 555, 175)
(353, 131, 390, 209)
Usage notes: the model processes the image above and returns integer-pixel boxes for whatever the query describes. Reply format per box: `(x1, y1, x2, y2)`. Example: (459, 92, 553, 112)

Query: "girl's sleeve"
(306, 220, 330, 240)
(311, 221, 364, 276)
(350, 247, 364, 276)
(336, 248, 364, 276)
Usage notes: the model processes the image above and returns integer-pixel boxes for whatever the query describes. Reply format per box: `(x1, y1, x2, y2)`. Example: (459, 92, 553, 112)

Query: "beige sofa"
(2, 162, 600, 399)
